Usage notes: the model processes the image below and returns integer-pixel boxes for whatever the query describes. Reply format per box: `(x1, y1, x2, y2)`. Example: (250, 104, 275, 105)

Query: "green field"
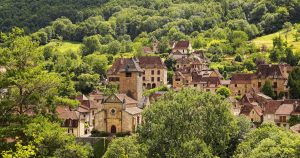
(252, 29, 300, 50)
(43, 40, 83, 53)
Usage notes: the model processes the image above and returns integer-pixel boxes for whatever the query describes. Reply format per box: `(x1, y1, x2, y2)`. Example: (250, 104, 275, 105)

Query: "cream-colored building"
(94, 94, 142, 134)
(107, 57, 167, 90)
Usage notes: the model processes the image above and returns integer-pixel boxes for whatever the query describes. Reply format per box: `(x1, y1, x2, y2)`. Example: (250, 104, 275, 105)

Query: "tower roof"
(118, 58, 143, 73)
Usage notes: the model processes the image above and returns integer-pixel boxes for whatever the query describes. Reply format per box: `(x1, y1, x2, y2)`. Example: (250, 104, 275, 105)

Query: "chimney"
(294, 101, 298, 110)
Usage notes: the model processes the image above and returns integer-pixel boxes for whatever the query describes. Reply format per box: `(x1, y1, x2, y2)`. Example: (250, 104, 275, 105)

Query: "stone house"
(171, 41, 192, 54)
(274, 100, 300, 129)
(229, 64, 292, 97)
(229, 73, 254, 96)
(56, 106, 84, 137)
(94, 94, 142, 134)
(138, 56, 167, 89)
(107, 57, 167, 91)
(240, 103, 263, 125)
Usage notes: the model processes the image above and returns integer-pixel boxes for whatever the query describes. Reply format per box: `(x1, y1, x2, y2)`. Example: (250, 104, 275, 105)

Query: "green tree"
(138, 88, 238, 157)
(288, 67, 300, 99)
(83, 54, 108, 75)
(261, 80, 276, 99)
(0, 36, 70, 139)
(283, 22, 293, 42)
(2, 116, 93, 158)
(234, 54, 243, 62)
(103, 136, 145, 158)
(233, 123, 300, 158)
(75, 73, 100, 94)
(82, 35, 101, 56)
(2, 141, 36, 158)
(216, 86, 231, 98)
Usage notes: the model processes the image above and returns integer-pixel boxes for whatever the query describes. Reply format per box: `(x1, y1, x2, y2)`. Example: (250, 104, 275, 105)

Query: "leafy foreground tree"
(103, 136, 146, 158)
(104, 88, 251, 158)
(1, 116, 93, 158)
(233, 123, 300, 158)
(288, 67, 300, 99)
(139, 88, 240, 158)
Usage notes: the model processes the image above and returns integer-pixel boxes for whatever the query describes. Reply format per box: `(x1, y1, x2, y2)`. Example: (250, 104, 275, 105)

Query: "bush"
(115, 132, 131, 137)
(91, 130, 111, 137)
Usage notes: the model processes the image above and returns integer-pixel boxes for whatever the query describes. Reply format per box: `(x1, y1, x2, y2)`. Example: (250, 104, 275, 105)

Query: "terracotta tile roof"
(138, 56, 166, 69)
(275, 104, 294, 115)
(290, 124, 300, 134)
(253, 105, 263, 116)
(173, 41, 190, 49)
(231, 73, 254, 84)
(256, 64, 287, 79)
(192, 50, 206, 59)
(264, 100, 282, 114)
(176, 57, 193, 64)
(125, 107, 143, 115)
(240, 104, 253, 116)
(56, 106, 78, 120)
(240, 104, 262, 116)
(114, 94, 138, 104)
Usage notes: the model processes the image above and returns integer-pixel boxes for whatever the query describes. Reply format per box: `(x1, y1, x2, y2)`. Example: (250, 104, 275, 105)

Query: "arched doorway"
(146, 83, 151, 89)
(111, 125, 116, 133)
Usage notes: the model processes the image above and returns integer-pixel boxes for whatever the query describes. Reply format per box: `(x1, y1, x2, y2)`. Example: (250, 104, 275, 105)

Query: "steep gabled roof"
(138, 56, 166, 69)
(107, 58, 143, 75)
(56, 106, 78, 120)
(256, 64, 288, 79)
(104, 93, 138, 105)
(173, 41, 190, 49)
(125, 107, 143, 115)
(275, 104, 294, 115)
(264, 100, 282, 114)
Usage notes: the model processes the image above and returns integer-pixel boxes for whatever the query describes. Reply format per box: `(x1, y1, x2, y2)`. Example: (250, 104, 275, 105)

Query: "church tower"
(119, 58, 143, 101)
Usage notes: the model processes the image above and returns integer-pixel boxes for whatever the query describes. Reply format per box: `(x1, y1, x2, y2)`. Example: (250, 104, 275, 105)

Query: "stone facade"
(229, 64, 293, 97)
(107, 57, 167, 92)
(94, 94, 142, 134)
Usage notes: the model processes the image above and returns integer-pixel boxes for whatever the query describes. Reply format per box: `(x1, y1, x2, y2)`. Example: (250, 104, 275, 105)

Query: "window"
(137, 116, 140, 124)
(206, 89, 210, 92)
(258, 82, 261, 88)
(151, 77, 154, 82)
(157, 77, 160, 82)
(194, 84, 197, 87)
(143, 77, 145, 81)
(116, 77, 119, 81)
(273, 82, 277, 88)
(92, 110, 94, 115)
(157, 70, 160, 75)
(151, 70, 154, 75)
(235, 84, 237, 87)
(68, 128, 73, 134)
(111, 109, 116, 115)
(175, 78, 180, 81)
(279, 116, 286, 122)
(126, 72, 132, 77)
